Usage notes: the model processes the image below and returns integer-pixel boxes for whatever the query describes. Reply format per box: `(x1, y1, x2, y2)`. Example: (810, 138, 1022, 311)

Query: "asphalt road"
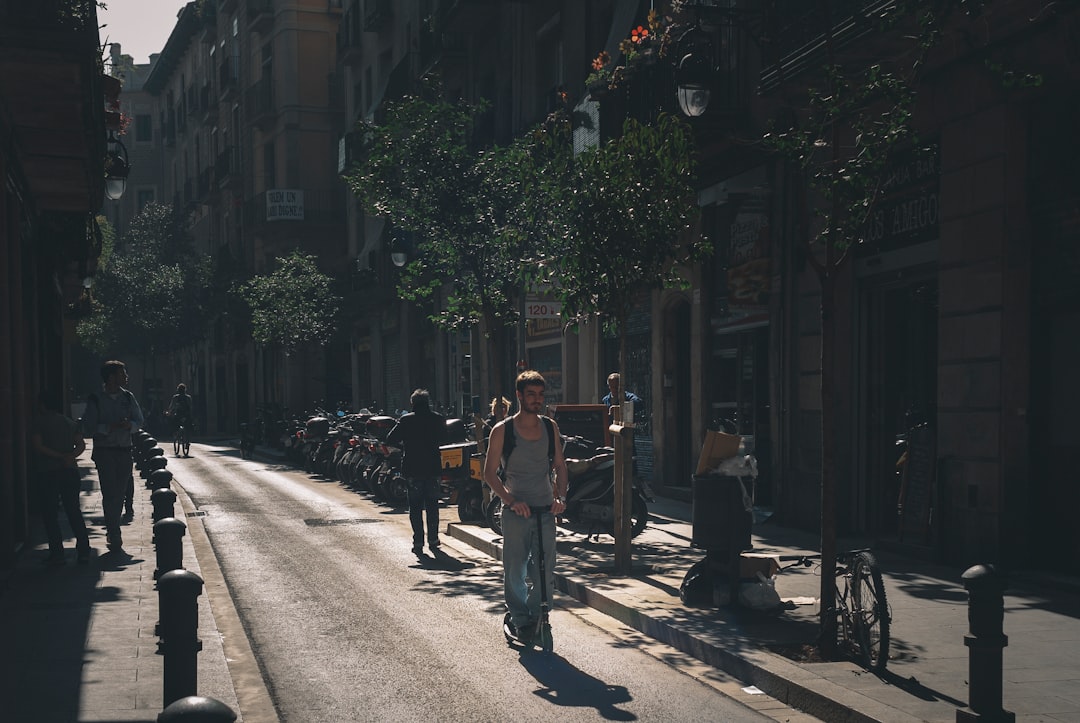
(170, 443, 779, 722)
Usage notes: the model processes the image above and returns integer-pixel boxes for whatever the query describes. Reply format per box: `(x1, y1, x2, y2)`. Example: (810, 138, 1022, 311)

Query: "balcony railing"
(244, 188, 345, 228)
(244, 76, 275, 129)
(759, 0, 894, 91)
(248, 0, 273, 33)
(197, 167, 213, 200)
(219, 56, 240, 100)
(362, 0, 392, 30)
(337, 2, 363, 65)
(215, 146, 240, 185)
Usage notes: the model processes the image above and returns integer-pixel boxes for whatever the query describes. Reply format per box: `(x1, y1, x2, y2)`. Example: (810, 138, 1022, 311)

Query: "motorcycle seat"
(565, 453, 615, 475)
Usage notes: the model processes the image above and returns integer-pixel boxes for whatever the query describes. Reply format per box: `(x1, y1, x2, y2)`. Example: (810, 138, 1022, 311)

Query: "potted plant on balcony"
(586, 51, 613, 101)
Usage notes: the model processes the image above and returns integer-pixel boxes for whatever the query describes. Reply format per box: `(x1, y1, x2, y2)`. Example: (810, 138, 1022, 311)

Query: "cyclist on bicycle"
(167, 383, 194, 440)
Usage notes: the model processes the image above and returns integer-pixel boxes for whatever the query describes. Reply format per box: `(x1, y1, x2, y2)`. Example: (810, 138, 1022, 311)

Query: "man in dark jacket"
(385, 389, 448, 558)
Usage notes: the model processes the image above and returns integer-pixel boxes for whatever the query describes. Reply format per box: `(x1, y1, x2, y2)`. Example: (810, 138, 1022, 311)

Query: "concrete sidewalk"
(0, 445, 265, 722)
(448, 496, 1080, 723)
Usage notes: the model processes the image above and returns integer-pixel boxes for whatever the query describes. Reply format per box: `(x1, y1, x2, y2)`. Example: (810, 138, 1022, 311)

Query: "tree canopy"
(77, 202, 210, 358)
(234, 249, 340, 353)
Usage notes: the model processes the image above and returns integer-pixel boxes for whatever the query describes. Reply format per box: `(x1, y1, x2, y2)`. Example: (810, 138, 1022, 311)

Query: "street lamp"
(389, 229, 410, 267)
(104, 131, 130, 200)
(674, 25, 715, 117)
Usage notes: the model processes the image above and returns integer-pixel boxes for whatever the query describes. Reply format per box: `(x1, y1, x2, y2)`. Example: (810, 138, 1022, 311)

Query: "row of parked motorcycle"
(242, 407, 652, 538)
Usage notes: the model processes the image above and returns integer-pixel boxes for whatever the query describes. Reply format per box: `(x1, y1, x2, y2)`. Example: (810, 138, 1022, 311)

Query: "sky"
(99, 0, 191, 66)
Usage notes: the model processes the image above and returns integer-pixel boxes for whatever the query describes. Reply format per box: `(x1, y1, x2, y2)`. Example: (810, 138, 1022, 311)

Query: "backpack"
(501, 415, 556, 468)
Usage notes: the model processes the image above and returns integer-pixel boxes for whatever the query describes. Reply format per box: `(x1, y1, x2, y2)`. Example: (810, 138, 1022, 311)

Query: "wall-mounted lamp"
(389, 229, 411, 267)
(675, 25, 715, 117)
(104, 131, 130, 200)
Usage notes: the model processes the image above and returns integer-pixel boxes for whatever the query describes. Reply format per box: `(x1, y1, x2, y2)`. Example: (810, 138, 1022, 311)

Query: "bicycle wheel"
(182, 431, 190, 457)
(174, 432, 181, 457)
(851, 551, 891, 673)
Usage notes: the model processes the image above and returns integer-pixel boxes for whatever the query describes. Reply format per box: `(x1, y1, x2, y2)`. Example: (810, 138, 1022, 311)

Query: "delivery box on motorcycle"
(439, 441, 477, 472)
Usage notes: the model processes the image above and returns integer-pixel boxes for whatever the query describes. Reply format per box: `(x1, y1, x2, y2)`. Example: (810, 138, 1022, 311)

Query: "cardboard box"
(695, 430, 742, 475)
(739, 553, 780, 580)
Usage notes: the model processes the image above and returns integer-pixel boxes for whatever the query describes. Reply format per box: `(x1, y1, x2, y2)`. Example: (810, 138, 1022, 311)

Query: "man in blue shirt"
(601, 372, 642, 421)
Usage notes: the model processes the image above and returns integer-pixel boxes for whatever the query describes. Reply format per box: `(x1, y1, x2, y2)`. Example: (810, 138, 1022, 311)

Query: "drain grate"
(186, 510, 208, 518)
(304, 518, 382, 527)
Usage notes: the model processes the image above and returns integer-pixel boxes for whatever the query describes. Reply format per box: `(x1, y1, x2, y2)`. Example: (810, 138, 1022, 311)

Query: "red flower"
(630, 25, 649, 44)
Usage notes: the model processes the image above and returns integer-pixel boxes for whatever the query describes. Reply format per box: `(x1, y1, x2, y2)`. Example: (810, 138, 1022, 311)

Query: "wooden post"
(610, 421, 634, 575)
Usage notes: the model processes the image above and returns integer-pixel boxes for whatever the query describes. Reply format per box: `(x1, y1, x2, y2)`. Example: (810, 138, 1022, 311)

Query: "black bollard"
(152, 488, 178, 522)
(141, 455, 169, 480)
(158, 696, 236, 723)
(156, 570, 204, 707)
(153, 517, 187, 580)
(956, 564, 1015, 723)
(149, 468, 174, 490)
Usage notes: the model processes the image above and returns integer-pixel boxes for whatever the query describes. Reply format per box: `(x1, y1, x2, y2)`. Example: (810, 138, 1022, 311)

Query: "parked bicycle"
(780, 548, 891, 673)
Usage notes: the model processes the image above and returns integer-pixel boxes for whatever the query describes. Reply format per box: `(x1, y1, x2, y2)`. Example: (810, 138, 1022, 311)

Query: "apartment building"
(143, 0, 347, 431)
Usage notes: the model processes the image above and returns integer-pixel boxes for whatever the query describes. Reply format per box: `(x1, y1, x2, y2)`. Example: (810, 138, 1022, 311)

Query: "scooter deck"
(502, 613, 553, 652)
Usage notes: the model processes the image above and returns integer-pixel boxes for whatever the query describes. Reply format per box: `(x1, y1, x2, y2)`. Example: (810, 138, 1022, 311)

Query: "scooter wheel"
(502, 612, 516, 645)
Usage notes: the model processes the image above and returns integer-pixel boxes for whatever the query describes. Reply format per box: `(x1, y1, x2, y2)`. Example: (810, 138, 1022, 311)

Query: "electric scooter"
(502, 507, 554, 653)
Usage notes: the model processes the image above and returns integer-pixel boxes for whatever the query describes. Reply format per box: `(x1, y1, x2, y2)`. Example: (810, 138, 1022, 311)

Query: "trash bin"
(690, 474, 753, 555)
(681, 474, 754, 607)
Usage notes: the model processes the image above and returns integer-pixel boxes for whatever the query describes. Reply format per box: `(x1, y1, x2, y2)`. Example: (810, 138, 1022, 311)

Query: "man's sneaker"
(412, 545, 425, 559)
(106, 533, 123, 552)
(512, 621, 535, 643)
(122, 507, 134, 522)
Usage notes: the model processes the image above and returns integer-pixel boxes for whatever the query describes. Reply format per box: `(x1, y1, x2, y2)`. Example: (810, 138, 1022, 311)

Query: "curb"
(446, 521, 919, 723)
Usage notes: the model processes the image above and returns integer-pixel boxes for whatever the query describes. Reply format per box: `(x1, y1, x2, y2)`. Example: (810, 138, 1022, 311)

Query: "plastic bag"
(738, 572, 782, 610)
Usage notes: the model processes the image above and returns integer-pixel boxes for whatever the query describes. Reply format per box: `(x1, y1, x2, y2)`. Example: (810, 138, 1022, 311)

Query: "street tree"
(234, 249, 340, 354)
(544, 112, 707, 402)
(342, 87, 546, 398)
(77, 202, 209, 362)
(760, 0, 1010, 659)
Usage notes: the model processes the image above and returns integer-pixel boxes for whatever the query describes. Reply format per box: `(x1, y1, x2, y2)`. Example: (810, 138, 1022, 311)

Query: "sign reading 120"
(526, 302, 562, 319)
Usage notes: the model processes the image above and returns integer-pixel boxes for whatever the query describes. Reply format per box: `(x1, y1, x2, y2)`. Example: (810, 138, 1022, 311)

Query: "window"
(135, 114, 152, 143)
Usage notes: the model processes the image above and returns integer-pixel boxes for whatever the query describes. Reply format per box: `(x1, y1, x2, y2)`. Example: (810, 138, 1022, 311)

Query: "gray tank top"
(504, 419, 554, 507)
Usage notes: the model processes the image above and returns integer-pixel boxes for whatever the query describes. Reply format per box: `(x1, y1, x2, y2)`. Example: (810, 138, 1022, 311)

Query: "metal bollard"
(149, 468, 174, 490)
(156, 570, 204, 707)
(152, 488, 178, 522)
(141, 455, 169, 480)
(153, 517, 187, 580)
(158, 696, 236, 722)
(956, 564, 1015, 723)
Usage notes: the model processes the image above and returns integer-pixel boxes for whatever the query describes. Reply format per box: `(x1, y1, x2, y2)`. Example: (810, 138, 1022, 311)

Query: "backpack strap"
(502, 415, 556, 467)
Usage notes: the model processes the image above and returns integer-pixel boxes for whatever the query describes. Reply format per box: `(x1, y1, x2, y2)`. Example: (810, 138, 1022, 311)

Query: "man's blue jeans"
(501, 506, 556, 628)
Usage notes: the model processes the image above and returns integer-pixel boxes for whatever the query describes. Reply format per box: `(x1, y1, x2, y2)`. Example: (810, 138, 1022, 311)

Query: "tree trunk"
(818, 273, 838, 659)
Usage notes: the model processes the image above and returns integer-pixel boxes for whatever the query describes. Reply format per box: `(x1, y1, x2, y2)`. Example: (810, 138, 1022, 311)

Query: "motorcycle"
(486, 435, 650, 538)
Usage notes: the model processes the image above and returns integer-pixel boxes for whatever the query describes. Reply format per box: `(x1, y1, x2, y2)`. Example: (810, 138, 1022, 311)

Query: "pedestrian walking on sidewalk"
(385, 389, 448, 559)
(483, 370, 569, 641)
(32, 388, 91, 565)
(82, 360, 144, 552)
